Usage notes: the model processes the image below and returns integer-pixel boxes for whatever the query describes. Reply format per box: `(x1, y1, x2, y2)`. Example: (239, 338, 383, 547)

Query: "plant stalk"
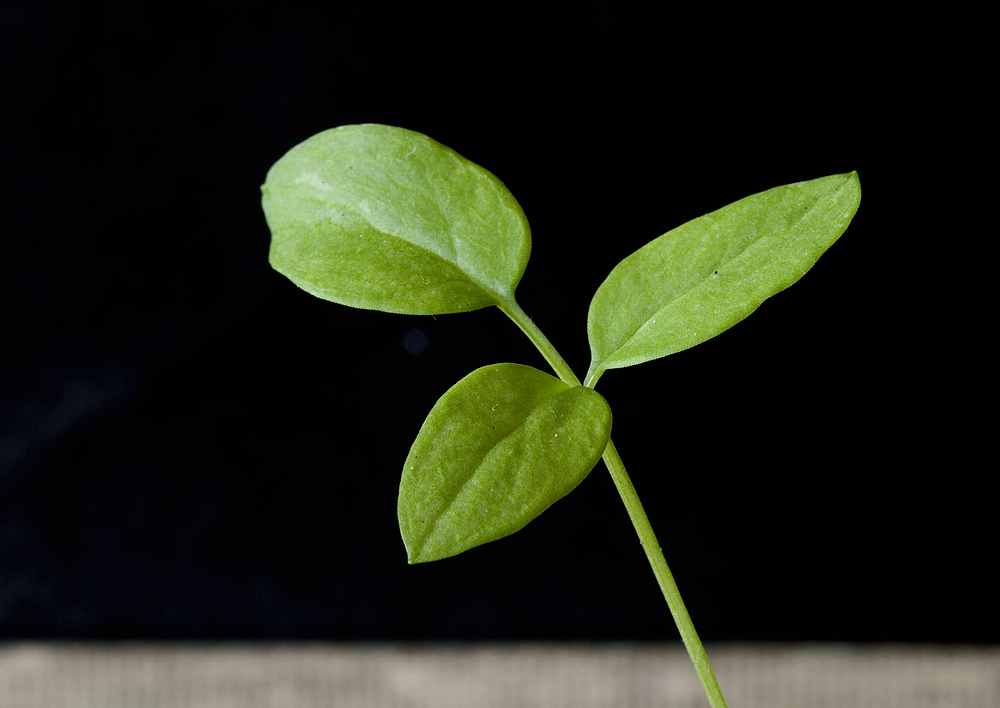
(500, 302, 729, 708)
(498, 299, 582, 386)
(601, 438, 730, 708)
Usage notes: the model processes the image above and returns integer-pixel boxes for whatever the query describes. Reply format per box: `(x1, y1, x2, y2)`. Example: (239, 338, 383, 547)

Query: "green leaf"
(262, 124, 531, 315)
(586, 172, 861, 381)
(399, 363, 612, 564)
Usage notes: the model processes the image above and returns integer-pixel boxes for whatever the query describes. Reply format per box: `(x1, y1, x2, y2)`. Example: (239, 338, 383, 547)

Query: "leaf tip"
(405, 546, 433, 565)
(401, 523, 432, 564)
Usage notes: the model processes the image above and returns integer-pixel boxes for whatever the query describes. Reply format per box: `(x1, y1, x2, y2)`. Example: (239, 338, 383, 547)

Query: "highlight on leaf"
(262, 124, 531, 315)
(585, 172, 861, 384)
(399, 363, 612, 564)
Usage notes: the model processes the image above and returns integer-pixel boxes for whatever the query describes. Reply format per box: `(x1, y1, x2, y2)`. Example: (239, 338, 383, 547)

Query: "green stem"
(498, 302, 729, 708)
(497, 298, 581, 386)
(601, 439, 730, 708)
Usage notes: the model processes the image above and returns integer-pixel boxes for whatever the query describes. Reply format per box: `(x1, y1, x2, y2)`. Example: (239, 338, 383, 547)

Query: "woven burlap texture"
(1, 643, 997, 708)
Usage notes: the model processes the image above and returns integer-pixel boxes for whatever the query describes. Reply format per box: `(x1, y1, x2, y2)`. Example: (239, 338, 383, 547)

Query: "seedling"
(262, 124, 861, 708)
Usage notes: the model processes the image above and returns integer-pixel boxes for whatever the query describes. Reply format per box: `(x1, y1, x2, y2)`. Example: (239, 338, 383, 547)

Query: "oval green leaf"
(262, 124, 531, 315)
(586, 172, 861, 380)
(399, 363, 612, 564)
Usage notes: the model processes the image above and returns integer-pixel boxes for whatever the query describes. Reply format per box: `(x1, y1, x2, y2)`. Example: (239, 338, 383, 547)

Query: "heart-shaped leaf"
(262, 124, 531, 314)
(586, 172, 861, 382)
(399, 364, 612, 563)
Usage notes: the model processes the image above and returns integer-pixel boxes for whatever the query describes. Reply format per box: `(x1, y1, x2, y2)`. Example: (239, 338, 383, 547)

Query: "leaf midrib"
(299, 196, 508, 303)
(413, 391, 565, 558)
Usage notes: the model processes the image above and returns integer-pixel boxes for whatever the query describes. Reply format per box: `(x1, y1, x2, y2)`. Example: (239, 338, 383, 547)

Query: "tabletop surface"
(1, 642, 997, 708)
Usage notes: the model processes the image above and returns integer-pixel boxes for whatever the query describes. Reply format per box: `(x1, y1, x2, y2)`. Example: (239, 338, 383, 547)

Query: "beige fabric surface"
(0, 643, 997, 708)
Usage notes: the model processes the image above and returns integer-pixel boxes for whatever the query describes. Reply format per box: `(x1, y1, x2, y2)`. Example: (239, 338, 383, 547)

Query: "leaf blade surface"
(587, 172, 861, 379)
(399, 364, 612, 563)
(262, 124, 531, 314)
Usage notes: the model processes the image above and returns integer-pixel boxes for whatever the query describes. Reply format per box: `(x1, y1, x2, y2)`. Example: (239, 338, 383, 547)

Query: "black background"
(2, 4, 992, 642)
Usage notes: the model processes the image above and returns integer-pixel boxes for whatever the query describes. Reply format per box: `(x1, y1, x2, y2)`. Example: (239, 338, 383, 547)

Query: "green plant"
(262, 124, 861, 708)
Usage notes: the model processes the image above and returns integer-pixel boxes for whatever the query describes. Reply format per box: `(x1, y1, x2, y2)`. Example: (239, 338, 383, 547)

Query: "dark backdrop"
(2, 4, 992, 641)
